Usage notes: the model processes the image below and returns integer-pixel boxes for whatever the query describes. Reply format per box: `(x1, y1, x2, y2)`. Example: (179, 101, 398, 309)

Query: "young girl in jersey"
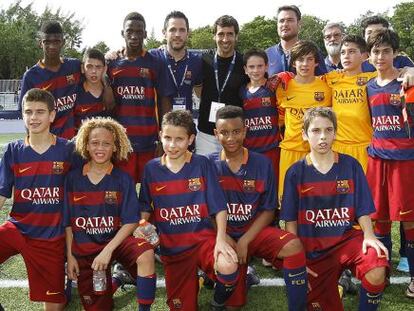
(64, 117, 155, 311)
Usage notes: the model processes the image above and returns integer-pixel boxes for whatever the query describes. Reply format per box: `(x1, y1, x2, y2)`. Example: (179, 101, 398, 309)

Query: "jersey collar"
(82, 162, 114, 176)
(305, 152, 339, 166)
(220, 147, 249, 164)
(160, 150, 192, 166)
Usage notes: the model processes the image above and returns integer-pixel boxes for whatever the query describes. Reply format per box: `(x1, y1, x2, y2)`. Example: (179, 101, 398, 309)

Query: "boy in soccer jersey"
(74, 49, 111, 132)
(276, 40, 332, 201)
(241, 48, 282, 179)
(64, 117, 155, 310)
(281, 107, 389, 311)
(365, 29, 414, 298)
(0, 88, 77, 310)
(19, 21, 81, 139)
(139, 110, 239, 311)
(107, 12, 174, 183)
(210, 105, 307, 310)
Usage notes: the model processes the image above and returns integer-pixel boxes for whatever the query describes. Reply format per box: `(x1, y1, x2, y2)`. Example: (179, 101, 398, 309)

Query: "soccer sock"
(358, 276, 384, 311)
(404, 227, 414, 277)
(374, 221, 392, 263)
(212, 270, 239, 306)
(136, 274, 156, 310)
(282, 251, 307, 311)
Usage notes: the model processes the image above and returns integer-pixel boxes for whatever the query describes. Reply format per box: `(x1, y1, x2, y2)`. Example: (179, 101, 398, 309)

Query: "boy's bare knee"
(44, 302, 65, 311)
(365, 267, 386, 285)
(278, 237, 304, 258)
(136, 249, 155, 266)
(216, 254, 238, 275)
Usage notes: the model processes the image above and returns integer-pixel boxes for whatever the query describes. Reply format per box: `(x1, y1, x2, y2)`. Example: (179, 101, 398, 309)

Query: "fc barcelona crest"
(172, 298, 182, 309)
(311, 302, 322, 311)
(356, 77, 368, 86)
(140, 68, 150, 78)
(314, 91, 325, 102)
(243, 179, 256, 192)
(336, 179, 350, 194)
(52, 161, 64, 174)
(389, 94, 401, 106)
(105, 191, 118, 204)
(261, 97, 272, 106)
(66, 74, 75, 85)
(185, 70, 192, 80)
(188, 178, 201, 191)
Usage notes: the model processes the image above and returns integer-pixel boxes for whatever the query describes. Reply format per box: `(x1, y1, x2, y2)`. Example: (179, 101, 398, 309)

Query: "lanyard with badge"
(165, 49, 189, 111)
(209, 52, 236, 123)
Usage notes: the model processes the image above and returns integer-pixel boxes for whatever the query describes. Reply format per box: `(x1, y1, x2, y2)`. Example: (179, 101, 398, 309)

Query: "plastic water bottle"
(134, 219, 159, 246)
(93, 270, 107, 295)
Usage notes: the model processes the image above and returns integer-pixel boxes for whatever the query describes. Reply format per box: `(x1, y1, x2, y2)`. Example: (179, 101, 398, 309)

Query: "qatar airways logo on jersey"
(333, 89, 364, 104)
(117, 86, 145, 100)
(20, 187, 61, 204)
(305, 207, 351, 228)
(227, 203, 253, 222)
(372, 115, 401, 132)
(74, 216, 115, 235)
(289, 107, 306, 121)
(245, 116, 273, 131)
(159, 204, 201, 226)
(55, 94, 77, 112)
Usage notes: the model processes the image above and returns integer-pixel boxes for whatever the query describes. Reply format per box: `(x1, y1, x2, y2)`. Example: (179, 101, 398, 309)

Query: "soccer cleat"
(112, 263, 135, 290)
(397, 257, 410, 273)
(198, 270, 215, 290)
(246, 265, 260, 289)
(262, 258, 273, 267)
(210, 300, 226, 311)
(406, 278, 414, 298)
(338, 269, 358, 296)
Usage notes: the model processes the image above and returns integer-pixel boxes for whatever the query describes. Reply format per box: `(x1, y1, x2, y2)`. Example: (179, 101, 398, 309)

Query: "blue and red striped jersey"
(139, 152, 226, 256)
(107, 51, 175, 152)
(63, 164, 140, 257)
(74, 82, 107, 131)
(367, 79, 414, 160)
(0, 136, 75, 240)
(19, 58, 81, 139)
(241, 85, 280, 153)
(280, 153, 375, 259)
(209, 148, 277, 239)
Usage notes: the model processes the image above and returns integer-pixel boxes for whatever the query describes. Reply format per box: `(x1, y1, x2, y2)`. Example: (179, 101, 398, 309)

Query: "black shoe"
(338, 269, 358, 296)
(246, 265, 260, 289)
(112, 263, 135, 290)
(210, 300, 226, 311)
(198, 270, 215, 290)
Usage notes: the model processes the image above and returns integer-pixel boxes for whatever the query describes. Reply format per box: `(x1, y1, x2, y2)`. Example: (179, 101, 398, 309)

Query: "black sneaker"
(406, 277, 414, 298)
(198, 270, 215, 290)
(246, 265, 260, 289)
(338, 269, 358, 296)
(112, 263, 135, 290)
(210, 300, 226, 311)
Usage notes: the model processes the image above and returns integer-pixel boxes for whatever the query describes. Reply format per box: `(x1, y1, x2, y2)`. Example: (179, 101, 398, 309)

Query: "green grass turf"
(0, 133, 25, 146)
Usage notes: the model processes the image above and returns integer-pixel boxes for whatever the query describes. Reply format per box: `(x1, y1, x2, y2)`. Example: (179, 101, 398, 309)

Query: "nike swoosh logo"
(18, 167, 32, 173)
(74, 196, 86, 202)
(400, 210, 412, 216)
(42, 83, 53, 90)
(287, 96, 295, 101)
(137, 241, 147, 246)
(46, 290, 61, 295)
(219, 180, 224, 183)
(81, 107, 92, 113)
(155, 185, 167, 192)
(279, 233, 289, 240)
(366, 293, 382, 298)
(331, 80, 338, 85)
(112, 69, 123, 75)
(301, 187, 314, 194)
(288, 271, 306, 278)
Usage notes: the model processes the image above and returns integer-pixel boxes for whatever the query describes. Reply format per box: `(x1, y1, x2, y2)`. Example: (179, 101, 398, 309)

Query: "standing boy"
(365, 29, 414, 297)
(139, 110, 239, 310)
(210, 105, 307, 310)
(281, 107, 389, 310)
(0, 88, 77, 310)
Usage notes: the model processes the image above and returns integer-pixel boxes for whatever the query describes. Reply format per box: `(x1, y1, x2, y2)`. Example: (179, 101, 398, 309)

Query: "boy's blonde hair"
(76, 117, 132, 161)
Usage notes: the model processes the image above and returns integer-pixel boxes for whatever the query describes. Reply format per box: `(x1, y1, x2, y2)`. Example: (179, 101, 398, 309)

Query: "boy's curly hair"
(75, 117, 132, 162)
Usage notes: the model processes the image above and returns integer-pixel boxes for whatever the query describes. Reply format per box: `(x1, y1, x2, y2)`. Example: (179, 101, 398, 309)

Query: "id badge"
(172, 97, 186, 111)
(209, 101, 225, 123)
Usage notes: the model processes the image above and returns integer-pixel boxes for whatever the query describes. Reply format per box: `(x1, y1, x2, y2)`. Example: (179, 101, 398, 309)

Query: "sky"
(1, 0, 406, 49)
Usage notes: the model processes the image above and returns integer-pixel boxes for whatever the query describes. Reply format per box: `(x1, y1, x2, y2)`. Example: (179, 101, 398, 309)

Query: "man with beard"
(323, 23, 344, 72)
(150, 11, 203, 115)
(266, 5, 327, 76)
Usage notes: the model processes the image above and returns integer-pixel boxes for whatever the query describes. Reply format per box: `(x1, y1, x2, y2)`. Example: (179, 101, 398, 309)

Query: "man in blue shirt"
(323, 22, 344, 72)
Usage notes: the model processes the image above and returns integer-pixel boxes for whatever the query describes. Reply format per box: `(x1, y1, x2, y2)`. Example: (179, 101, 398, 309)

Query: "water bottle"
(93, 270, 107, 295)
(134, 219, 159, 246)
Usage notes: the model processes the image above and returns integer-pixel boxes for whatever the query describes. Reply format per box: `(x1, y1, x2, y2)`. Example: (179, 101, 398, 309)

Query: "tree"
(0, 1, 84, 79)
(238, 16, 277, 53)
(145, 28, 163, 49)
(392, 2, 414, 59)
(299, 15, 327, 54)
(188, 26, 215, 49)
(91, 41, 110, 54)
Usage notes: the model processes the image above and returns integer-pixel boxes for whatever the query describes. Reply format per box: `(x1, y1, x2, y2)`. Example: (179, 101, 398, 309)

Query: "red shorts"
(226, 226, 296, 307)
(366, 157, 414, 221)
(306, 230, 389, 311)
(262, 147, 280, 183)
(76, 236, 152, 311)
(0, 221, 66, 303)
(161, 233, 220, 311)
(116, 150, 155, 183)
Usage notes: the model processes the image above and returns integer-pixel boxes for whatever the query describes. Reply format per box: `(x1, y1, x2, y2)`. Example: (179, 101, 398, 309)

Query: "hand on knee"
(216, 253, 238, 275)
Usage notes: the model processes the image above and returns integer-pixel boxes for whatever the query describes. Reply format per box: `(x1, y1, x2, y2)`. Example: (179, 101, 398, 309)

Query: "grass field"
(0, 133, 413, 310)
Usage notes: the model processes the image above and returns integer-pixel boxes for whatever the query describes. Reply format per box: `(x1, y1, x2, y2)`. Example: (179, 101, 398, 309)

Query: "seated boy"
(64, 117, 155, 311)
(281, 107, 389, 310)
(139, 110, 239, 311)
(0, 88, 77, 310)
(210, 105, 307, 310)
